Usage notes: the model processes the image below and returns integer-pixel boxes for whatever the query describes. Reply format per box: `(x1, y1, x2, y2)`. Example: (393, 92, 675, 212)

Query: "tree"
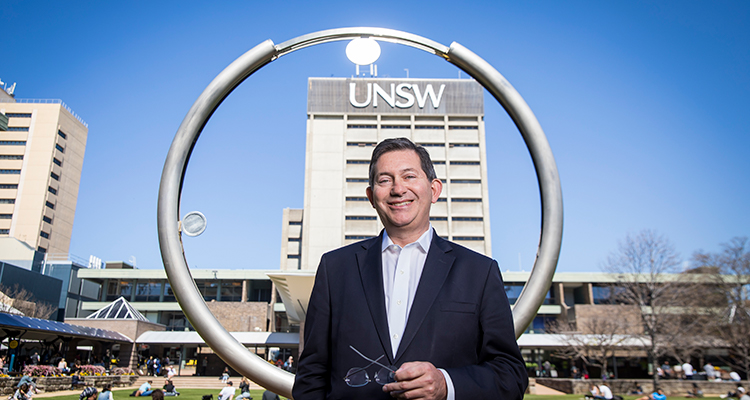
(603, 229, 693, 386)
(693, 237, 750, 378)
(548, 308, 637, 379)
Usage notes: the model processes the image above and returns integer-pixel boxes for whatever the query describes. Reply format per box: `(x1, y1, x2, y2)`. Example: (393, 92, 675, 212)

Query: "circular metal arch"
(157, 27, 563, 398)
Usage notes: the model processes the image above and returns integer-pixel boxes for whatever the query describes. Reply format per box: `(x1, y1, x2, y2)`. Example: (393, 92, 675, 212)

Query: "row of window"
(0, 184, 17, 189)
(7, 127, 28, 132)
(46, 201, 54, 210)
(40, 231, 49, 239)
(0, 199, 15, 204)
(48, 187, 57, 195)
(105, 280, 273, 303)
(58, 130, 67, 139)
(0, 214, 10, 219)
(0, 170, 20, 174)
(0, 155, 22, 160)
(51, 172, 60, 181)
(347, 125, 478, 130)
(453, 236, 484, 241)
(0, 229, 8, 235)
(0, 141, 26, 146)
(6, 113, 31, 118)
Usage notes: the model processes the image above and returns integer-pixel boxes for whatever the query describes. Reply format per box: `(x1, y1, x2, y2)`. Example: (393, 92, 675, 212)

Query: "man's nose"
(391, 178, 407, 195)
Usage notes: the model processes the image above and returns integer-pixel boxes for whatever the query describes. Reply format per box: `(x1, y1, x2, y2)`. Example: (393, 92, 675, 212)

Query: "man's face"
(366, 150, 442, 242)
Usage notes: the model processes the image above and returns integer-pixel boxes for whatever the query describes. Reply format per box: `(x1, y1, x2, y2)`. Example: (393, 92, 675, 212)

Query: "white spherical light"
(346, 37, 381, 65)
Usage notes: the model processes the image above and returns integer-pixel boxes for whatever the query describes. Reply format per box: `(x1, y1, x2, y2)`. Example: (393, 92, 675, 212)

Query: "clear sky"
(1, 1, 748, 273)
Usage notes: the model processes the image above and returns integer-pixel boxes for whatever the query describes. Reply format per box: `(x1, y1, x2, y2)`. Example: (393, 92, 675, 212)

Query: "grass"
(41, 388, 289, 400)
(523, 395, 724, 400)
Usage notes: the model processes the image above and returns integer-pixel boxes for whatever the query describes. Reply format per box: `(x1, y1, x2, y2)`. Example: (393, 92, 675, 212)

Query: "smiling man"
(293, 138, 527, 400)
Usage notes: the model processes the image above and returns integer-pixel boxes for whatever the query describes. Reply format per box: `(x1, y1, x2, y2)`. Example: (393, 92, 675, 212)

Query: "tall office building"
(280, 77, 492, 272)
(0, 89, 88, 255)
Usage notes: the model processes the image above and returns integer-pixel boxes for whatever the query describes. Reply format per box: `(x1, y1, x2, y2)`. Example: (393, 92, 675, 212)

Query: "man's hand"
(382, 361, 447, 400)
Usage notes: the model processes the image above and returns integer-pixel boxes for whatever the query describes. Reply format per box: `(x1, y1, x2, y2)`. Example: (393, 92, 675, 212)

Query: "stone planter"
(0, 375, 140, 394)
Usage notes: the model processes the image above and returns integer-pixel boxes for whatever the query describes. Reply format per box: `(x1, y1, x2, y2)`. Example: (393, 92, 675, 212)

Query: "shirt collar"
(381, 224, 433, 254)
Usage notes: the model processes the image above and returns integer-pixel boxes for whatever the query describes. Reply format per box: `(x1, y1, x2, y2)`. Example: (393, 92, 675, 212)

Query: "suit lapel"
(356, 233, 395, 362)
(394, 233, 455, 363)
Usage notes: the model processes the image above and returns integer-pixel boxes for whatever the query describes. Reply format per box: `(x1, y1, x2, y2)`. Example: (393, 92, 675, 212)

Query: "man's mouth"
(390, 200, 413, 207)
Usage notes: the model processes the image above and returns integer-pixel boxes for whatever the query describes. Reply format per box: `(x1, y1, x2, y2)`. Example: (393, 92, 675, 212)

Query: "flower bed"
(0, 372, 140, 394)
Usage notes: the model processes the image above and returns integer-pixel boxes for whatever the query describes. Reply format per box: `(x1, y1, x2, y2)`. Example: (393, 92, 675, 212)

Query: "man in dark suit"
(293, 138, 528, 400)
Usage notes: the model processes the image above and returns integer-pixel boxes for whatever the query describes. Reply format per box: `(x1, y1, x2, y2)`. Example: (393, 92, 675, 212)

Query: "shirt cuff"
(438, 368, 455, 400)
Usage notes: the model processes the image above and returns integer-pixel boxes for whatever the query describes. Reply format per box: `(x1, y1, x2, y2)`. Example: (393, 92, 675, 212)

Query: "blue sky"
(1, 1, 748, 273)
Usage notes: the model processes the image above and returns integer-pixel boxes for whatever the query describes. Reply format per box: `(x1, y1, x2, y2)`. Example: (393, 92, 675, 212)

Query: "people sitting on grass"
(79, 387, 98, 400)
(218, 381, 236, 400)
(17, 371, 38, 397)
(586, 383, 613, 400)
(235, 377, 252, 400)
(163, 379, 179, 396)
(13, 383, 30, 400)
(98, 384, 114, 400)
(630, 383, 645, 395)
(722, 384, 747, 399)
(637, 387, 667, 400)
(135, 380, 154, 397)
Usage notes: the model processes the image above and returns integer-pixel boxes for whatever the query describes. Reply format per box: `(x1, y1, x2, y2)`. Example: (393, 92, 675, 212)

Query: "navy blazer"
(292, 231, 528, 400)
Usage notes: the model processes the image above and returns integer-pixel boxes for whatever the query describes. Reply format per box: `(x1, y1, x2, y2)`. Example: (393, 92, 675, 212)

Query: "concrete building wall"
(0, 101, 87, 254)
(206, 301, 269, 332)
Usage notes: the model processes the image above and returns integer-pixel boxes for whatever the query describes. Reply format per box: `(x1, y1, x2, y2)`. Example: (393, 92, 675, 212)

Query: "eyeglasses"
(344, 345, 397, 387)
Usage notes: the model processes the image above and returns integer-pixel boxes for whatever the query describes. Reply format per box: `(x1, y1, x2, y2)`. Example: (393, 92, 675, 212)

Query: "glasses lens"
(375, 366, 396, 385)
(344, 368, 369, 387)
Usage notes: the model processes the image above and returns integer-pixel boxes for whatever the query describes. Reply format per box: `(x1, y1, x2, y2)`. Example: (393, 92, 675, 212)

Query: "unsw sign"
(349, 82, 446, 109)
(307, 78, 483, 115)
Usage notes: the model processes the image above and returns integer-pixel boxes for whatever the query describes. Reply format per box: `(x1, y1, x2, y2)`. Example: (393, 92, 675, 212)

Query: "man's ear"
(366, 186, 374, 207)
(431, 178, 443, 203)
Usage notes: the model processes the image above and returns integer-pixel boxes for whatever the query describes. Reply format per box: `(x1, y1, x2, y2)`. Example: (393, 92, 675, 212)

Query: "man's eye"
(378, 179, 391, 184)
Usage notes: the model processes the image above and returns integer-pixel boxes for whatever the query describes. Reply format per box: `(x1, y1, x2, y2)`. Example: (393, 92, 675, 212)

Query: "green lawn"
(42, 388, 288, 400)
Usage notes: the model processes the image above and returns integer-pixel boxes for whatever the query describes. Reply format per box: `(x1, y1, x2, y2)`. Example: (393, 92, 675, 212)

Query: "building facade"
(280, 77, 493, 273)
(0, 90, 88, 255)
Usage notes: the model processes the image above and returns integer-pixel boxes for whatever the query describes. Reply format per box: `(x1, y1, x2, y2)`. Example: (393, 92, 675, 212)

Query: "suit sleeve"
(292, 256, 331, 400)
(444, 260, 528, 400)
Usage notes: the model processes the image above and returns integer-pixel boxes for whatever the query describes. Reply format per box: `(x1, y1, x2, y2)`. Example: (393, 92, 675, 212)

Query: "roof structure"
(85, 296, 149, 322)
(0, 313, 131, 342)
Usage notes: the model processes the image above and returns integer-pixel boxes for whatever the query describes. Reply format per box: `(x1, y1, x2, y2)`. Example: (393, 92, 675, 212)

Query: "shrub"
(23, 365, 61, 377)
(78, 365, 106, 376)
(112, 367, 136, 375)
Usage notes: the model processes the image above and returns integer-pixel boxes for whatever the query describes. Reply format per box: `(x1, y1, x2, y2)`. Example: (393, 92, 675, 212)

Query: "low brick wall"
(0, 375, 140, 394)
(536, 378, 748, 396)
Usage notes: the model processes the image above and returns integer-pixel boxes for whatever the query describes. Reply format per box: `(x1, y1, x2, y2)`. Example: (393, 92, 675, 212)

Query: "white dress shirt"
(381, 226, 455, 400)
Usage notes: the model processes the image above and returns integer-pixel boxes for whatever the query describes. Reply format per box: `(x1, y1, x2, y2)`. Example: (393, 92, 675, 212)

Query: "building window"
(7, 127, 29, 132)
(381, 125, 409, 129)
(0, 214, 11, 219)
(417, 143, 445, 147)
(50, 172, 60, 181)
(433, 161, 446, 165)
(347, 124, 377, 129)
(40, 231, 50, 239)
(453, 236, 484, 241)
(346, 216, 377, 220)
(436, 198, 447, 202)
(0, 170, 20, 174)
(592, 285, 625, 305)
(221, 281, 243, 302)
(58, 130, 67, 139)
(449, 143, 479, 147)
(346, 160, 369, 164)
(55, 144, 64, 153)
(106, 280, 132, 301)
(451, 161, 480, 165)
(346, 142, 376, 147)
(429, 217, 447, 221)
(196, 280, 218, 301)
(0, 199, 16, 204)
(53, 158, 62, 167)
(0, 184, 18, 189)
(42, 215, 52, 224)
(163, 283, 176, 302)
(6, 113, 31, 118)
(0, 229, 9, 235)
(415, 125, 442, 130)
(48, 187, 57, 195)
(451, 180, 481, 184)
(45, 201, 54, 209)
(453, 217, 483, 221)
(452, 198, 482, 202)
(135, 281, 162, 302)
(346, 235, 374, 240)
(0, 141, 26, 146)
(448, 126, 478, 130)
(0, 155, 22, 160)
(346, 178, 368, 183)
(346, 197, 369, 201)
(287, 254, 300, 259)
(288, 221, 302, 226)
(37, 246, 46, 252)
(288, 237, 301, 242)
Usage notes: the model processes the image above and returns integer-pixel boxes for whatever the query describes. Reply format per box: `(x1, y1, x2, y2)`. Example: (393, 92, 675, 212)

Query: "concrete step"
(131, 376, 265, 390)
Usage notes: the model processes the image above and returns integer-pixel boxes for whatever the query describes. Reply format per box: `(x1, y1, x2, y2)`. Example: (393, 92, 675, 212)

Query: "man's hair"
(227, 381, 233, 386)
(368, 138, 437, 188)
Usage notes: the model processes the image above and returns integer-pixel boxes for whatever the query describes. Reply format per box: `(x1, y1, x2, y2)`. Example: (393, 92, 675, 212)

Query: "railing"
(45, 252, 91, 267)
(0, 98, 88, 128)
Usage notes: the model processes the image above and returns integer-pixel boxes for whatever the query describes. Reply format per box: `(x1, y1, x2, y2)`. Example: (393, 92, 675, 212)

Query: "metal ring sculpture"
(158, 27, 563, 398)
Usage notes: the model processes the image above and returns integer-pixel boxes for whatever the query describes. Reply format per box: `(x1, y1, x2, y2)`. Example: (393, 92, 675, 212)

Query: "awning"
(136, 331, 299, 347)
(0, 313, 132, 342)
